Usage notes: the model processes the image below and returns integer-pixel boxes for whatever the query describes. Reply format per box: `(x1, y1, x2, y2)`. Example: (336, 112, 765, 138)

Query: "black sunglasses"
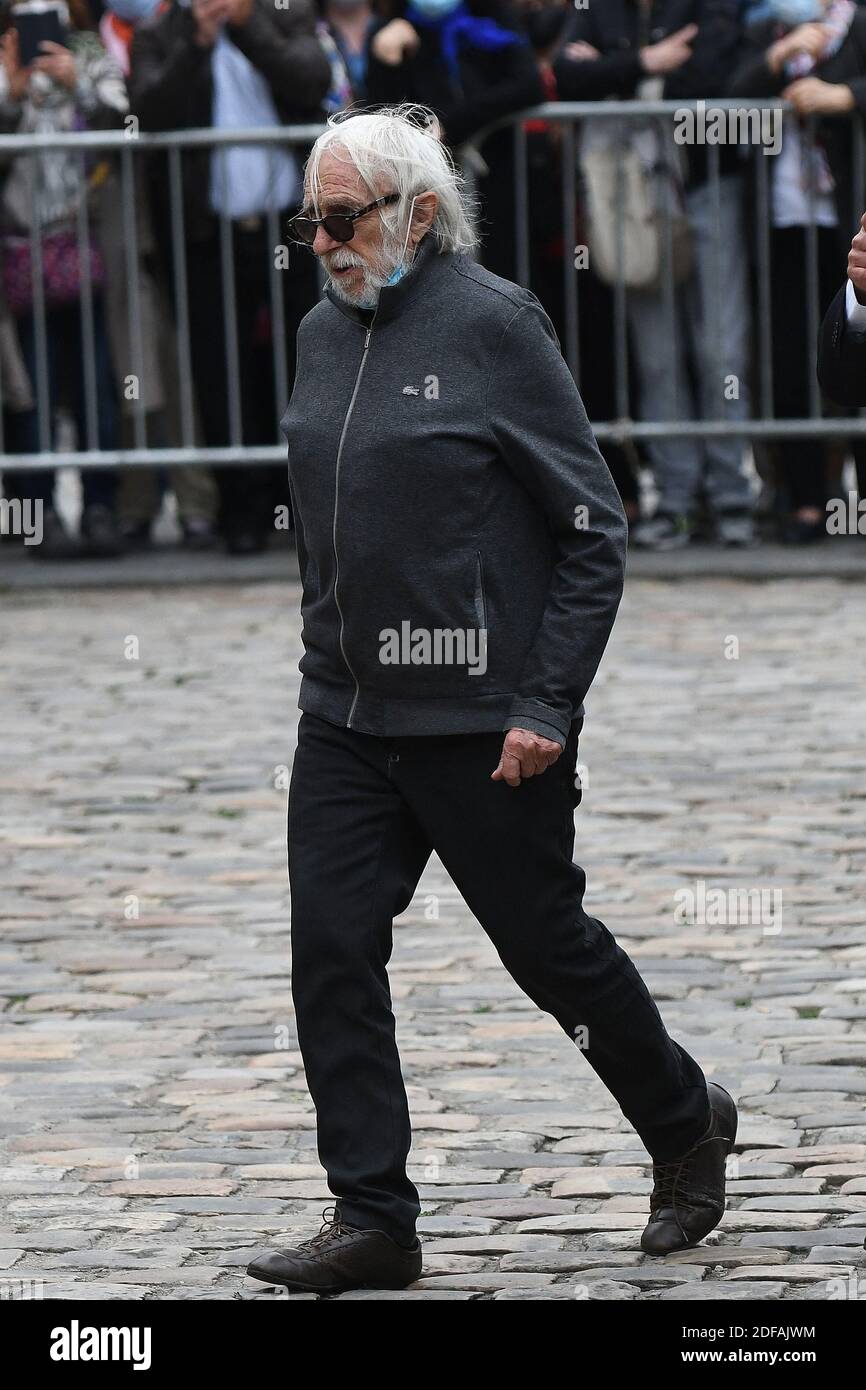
(287, 193, 400, 246)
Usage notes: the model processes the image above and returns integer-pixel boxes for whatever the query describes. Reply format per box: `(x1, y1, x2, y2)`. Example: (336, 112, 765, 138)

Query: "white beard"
(325, 224, 408, 308)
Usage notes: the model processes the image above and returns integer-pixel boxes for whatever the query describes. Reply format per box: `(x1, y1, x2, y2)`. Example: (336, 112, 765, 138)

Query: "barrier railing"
(483, 98, 866, 444)
(0, 100, 863, 475)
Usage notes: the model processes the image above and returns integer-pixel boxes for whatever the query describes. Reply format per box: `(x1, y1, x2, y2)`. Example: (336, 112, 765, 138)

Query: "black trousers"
(288, 711, 710, 1245)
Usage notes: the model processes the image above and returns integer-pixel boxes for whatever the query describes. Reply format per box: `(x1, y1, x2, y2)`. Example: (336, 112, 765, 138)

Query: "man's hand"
(491, 728, 562, 787)
(849, 211, 866, 306)
(768, 22, 828, 75)
(781, 75, 855, 115)
(562, 41, 600, 63)
(639, 24, 697, 76)
(224, 0, 254, 27)
(191, 0, 232, 48)
(371, 19, 420, 67)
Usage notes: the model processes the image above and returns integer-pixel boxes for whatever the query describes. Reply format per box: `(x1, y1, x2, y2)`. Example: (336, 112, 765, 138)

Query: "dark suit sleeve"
(129, 14, 212, 131)
(818, 283, 866, 407)
(726, 20, 783, 99)
(226, 1, 331, 113)
(553, 9, 643, 100)
(554, 50, 643, 101)
(365, 31, 417, 109)
(445, 46, 544, 147)
(664, 0, 743, 100)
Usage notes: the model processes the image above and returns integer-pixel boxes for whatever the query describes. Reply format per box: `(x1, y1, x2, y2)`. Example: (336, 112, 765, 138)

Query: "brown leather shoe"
(640, 1082, 738, 1255)
(246, 1208, 422, 1293)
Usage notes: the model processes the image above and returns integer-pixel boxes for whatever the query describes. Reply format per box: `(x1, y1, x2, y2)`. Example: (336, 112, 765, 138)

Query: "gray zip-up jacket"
(281, 233, 627, 748)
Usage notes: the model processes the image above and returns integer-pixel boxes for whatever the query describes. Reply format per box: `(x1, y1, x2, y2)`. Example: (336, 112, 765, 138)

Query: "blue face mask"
(408, 0, 462, 19)
(767, 0, 824, 25)
(356, 261, 406, 309)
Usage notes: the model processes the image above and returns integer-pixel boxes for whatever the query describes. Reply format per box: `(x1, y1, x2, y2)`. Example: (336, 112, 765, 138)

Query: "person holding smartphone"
(0, 0, 128, 559)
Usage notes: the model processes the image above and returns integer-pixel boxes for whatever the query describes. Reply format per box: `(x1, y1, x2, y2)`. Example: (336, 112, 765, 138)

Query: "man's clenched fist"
(491, 727, 562, 787)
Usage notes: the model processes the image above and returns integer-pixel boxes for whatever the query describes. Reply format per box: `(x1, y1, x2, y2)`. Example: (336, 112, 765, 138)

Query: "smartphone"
(14, 2, 69, 69)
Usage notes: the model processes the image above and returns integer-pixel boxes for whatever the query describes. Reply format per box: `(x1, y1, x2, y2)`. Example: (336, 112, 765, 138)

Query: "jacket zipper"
(333, 319, 374, 728)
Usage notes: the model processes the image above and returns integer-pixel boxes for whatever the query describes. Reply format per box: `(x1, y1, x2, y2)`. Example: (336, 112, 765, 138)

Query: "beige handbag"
(579, 117, 693, 291)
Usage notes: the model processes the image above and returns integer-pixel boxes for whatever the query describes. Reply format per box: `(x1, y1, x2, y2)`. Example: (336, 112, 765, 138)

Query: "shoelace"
(650, 1127, 723, 1232)
(650, 1153, 697, 1212)
(294, 1206, 352, 1254)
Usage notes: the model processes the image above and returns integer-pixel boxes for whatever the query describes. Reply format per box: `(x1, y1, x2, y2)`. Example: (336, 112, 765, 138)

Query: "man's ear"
(410, 191, 439, 245)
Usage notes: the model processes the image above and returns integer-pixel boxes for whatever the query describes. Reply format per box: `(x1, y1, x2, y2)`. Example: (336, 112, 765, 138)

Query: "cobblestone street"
(2, 574, 866, 1301)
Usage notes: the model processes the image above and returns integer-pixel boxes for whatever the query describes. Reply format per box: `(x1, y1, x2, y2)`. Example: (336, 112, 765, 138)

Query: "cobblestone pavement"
(2, 576, 866, 1302)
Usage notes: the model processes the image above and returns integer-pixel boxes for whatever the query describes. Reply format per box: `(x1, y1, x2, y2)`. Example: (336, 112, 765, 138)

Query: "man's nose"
(312, 226, 341, 256)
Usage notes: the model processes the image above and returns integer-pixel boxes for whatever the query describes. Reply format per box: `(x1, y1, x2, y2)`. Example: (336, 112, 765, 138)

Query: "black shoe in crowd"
(35, 507, 81, 560)
(181, 516, 217, 551)
(81, 504, 124, 559)
(641, 1082, 738, 1255)
(632, 512, 691, 551)
(119, 519, 153, 550)
(716, 509, 757, 547)
(224, 525, 269, 556)
(780, 515, 826, 545)
(246, 1208, 422, 1294)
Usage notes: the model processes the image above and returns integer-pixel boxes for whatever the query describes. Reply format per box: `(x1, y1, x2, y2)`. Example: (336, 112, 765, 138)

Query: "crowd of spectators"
(0, 0, 864, 557)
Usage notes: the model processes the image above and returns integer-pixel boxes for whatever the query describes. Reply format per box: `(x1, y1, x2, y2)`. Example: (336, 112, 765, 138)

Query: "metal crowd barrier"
(0, 100, 863, 475)
(0, 123, 324, 472)
(492, 98, 866, 444)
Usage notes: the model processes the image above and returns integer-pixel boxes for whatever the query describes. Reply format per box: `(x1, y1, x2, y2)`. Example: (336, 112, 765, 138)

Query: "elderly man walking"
(247, 107, 737, 1295)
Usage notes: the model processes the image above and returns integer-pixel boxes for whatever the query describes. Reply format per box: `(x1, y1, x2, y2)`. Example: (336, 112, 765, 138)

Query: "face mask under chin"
(352, 261, 406, 310)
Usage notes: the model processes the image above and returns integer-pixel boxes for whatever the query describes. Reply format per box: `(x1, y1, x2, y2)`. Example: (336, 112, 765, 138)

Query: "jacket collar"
(324, 233, 452, 327)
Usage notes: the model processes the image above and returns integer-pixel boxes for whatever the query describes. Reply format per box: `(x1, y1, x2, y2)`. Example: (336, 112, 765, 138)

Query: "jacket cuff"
(503, 701, 570, 748)
(845, 75, 866, 116)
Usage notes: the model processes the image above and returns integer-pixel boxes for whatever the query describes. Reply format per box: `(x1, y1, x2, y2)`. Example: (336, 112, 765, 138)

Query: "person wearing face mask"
(729, 0, 866, 543)
(365, 0, 545, 281)
(128, 0, 331, 554)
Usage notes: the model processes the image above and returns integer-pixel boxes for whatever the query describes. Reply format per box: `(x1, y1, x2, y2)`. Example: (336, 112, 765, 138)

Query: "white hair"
(305, 104, 479, 256)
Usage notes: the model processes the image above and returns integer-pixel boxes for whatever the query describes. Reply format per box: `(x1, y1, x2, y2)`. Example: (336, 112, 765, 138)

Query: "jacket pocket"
(474, 550, 488, 631)
(342, 546, 492, 694)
